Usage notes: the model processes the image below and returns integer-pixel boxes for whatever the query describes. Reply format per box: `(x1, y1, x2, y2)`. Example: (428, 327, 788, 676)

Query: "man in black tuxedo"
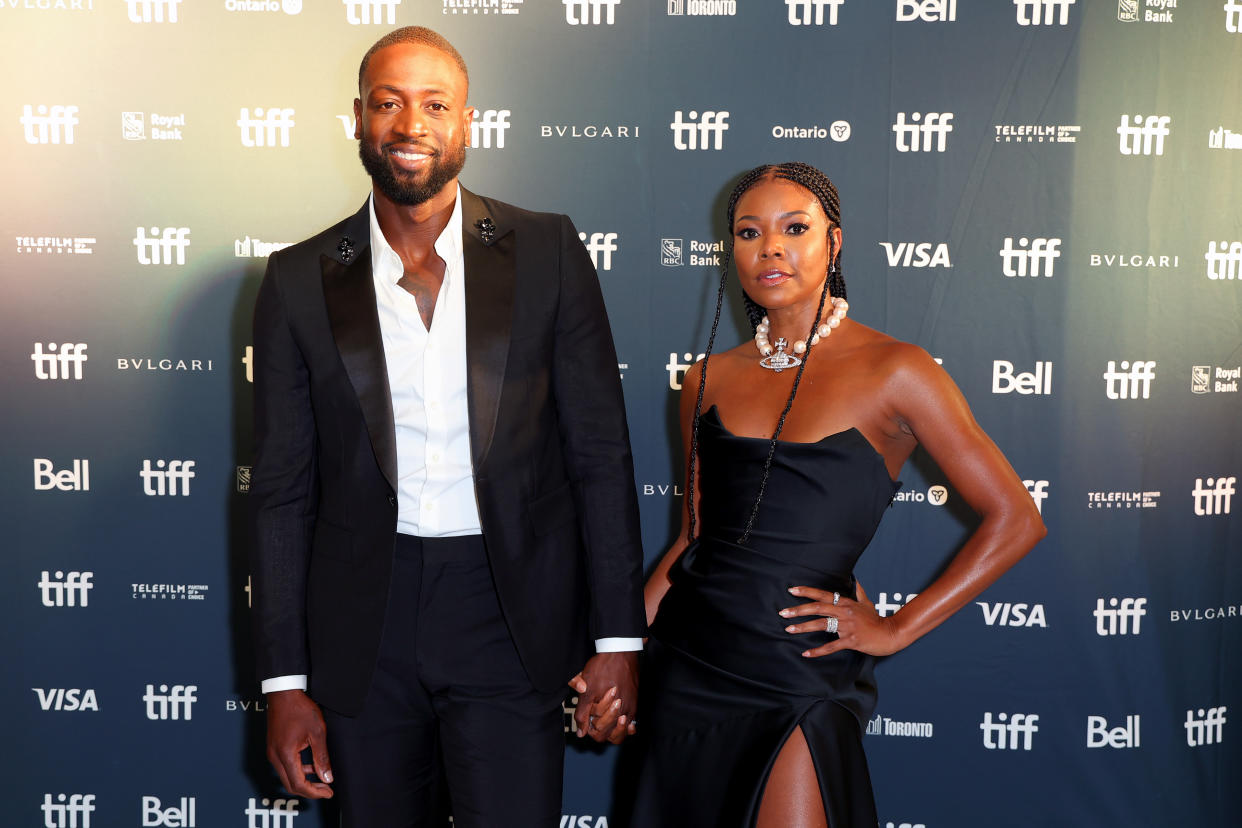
(248, 26, 644, 826)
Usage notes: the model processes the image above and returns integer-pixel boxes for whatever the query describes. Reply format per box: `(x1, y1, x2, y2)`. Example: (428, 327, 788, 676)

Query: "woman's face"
(732, 177, 840, 315)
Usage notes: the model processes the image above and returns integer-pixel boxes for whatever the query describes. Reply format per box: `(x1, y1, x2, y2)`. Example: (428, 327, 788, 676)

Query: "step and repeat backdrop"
(4, 1, 1241, 826)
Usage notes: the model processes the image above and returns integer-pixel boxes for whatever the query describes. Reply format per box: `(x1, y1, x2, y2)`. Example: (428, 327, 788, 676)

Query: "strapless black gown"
(632, 405, 900, 827)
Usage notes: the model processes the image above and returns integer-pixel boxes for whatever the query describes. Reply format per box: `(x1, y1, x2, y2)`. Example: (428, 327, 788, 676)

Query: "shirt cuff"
(261, 674, 308, 694)
(594, 637, 644, 653)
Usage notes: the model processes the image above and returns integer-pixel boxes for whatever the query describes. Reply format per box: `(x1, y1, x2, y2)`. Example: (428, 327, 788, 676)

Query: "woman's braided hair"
(686, 162, 846, 545)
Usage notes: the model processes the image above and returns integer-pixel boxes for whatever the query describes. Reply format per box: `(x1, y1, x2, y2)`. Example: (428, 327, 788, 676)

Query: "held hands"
(567, 651, 640, 745)
(779, 582, 904, 658)
(265, 689, 334, 799)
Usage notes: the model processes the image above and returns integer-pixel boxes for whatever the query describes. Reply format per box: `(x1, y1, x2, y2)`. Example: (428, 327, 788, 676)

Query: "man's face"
(354, 43, 472, 206)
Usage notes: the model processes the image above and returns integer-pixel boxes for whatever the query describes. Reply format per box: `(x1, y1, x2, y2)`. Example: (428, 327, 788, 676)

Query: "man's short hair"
(357, 26, 470, 96)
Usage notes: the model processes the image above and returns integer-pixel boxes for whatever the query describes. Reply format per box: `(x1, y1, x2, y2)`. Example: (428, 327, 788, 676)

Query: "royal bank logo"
(892, 112, 953, 152)
(1088, 715, 1140, 748)
(563, 0, 619, 25)
(469, 109, 510, 149)
(1000, 237, 1061, 278)
(132, 582, 209, 601)
(539, 123, 638, 139)
(242, 345, 254, 383)
(224, 0, 304, 14)
(1086, 490, 1159, 510)
(579, 232, 618, 271)
(1103, 360, 1156, 400)
(978, 601, 1047, 627)
(144, 684, 197, 720)
(1209, 125, 1242, 150)
(41, 794, 96, 828)
(237, 465, 252, 493)
(1095, 597, 1147, 635)
(874, 591, 918, 618)
(666, 351, 705, 390)
(1205, 241, 1242, 281)
(1118, 0, 1176, 23)
(1014, 0, 1075, 25)
(1117, 114, 1170, 156)
(667, 0, 735, 15)
(32, 343, 88, 380)
(235, 236, 293, 258)
(122, 111, 186, 140)
(1025, 480, 1049, 514)
(238, 107, 295, 147)
(786, 0, 843, 25)
(142, 797, 196, 827)
(1227, 0, 1242, 31)
(34, 688, 99, 712)
(15, 236, 95, 254)
(881, 242, 951, 268)
(896, 0, 954, 21)
(980, 712, 1039, 750)
(993, 124, 1080, 143)
(892, 485, 949, 506)
(140, 459, 196, 496)
(344, 0, 399, 24)
(772, 120, 850, 141)
(1192, 476, 1235, 516)
(1185, 706, 1226, 747)
(20, 104, 78, 144)
(38, 570, 94, 607)
(125, 0, 181, 22)
(134, 226, 191, 265)
(670, 110, 729, 151)
(992, 361, 1052, 395)
(1117, 0, 1138, 19)
(444, 0, 523, 14)
(660, 238, 683, 267)
(865, 714, 934, 737)
(1191, 365, 1239, 394)
(35, 459, 90, 491)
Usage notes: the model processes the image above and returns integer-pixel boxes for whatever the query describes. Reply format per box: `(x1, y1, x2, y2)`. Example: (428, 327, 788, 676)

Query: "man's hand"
(265, 689, 334, 799)
(567, 651, 639, 744)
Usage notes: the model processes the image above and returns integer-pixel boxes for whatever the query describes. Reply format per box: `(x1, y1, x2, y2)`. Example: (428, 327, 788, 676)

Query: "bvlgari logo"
(538, 123, 639, 139)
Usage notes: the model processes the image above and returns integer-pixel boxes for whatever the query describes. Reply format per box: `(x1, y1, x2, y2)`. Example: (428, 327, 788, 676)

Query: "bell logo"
(31, 343, 88, 380)
(579, 232, 618, 271)
(666, 352, 705, 390)
(786, 0, 844, 25)
(980, 712, 1039, 750)
(891, 112, 953, 152)
(33, 688, 99, 712)
(134, 227, 191, 266)
(999, 237, 1061, 277)
(879, 242, 951, 268)
(1227, 0, 1242, 32)
(1185, 706, 1227, 746)
(670, 110, 729, 151)
(41, 794, 96, 828)
(140, 460, 196, 496)
(35, 459, 91, 492)
(874, 591, 918, 618)
(1087, 715, 1140, 748)
(125, 0, 182, 22)
(1023, 480, 1048, 514)
(344, 0, 400, 24)
(1014, 0, 1075, 25)
(1192, 476, 1235, 516)
(977, 602, 1047, 627)
(1094, 597, 1146, 635)
(20, 105, 79, 145)
(1103, 360, 1156, 400)
(1117, 114, 1171, 156)
(563, 0, 620, 25)
(1204, 241, 1242, 280)
(143, 684, 198, 720)
(470, 109, 510, 149)
(142, 796, 196, 827)
(38, 570, 93, 607)
(992, 361, 1052, 395)
(896, 0, 954, 21)
(245, 798, 300, 828)
(237, 107, 295, 148)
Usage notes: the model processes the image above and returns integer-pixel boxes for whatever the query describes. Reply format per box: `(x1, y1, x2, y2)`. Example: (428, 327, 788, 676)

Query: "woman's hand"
(779, 581, 904, 658)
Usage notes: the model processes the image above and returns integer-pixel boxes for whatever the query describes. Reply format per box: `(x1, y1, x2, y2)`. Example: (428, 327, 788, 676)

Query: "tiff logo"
(892, 112, 953, 152)
(1014, 0, 1075, 25)
(787, 0, 844, 25)
(238, 107, 295, 148)
(874, 591, 918, 617)
(142, 796, 196, 827)
(140, 460, 196, 496)
(344, 0, 400, 24)
(579, 232, 618, 271)
(670, 110, 729, 151)
(32, 342, 88, 380)
(1094, 597, 1146, 635)
(1192, 476, 1235, 516)
(41, 794, 96, 828)
(1205, 241, 1242, 281)
(470, 109, 510, 149)
(134, 227, 191, 265)
(1185, 706, 1227, 746)
(993, 361, 1052, 395)
(999, 237, 1061, 277)
(1117, 115, 1170, 156)
(243, 345, 254, 383)
(564, 0, 620, 25)
(21, 104, 79, 145)
(666, 352, 705, 390)
(245, 798, 300, 828)
(144, 684, 198, 720)
(39, 571, 94, 607)
(980, 712, 1039, 750)
(1103, 360, 1156, 400)
(1024, 480, 1049, 514)
(1228, 0, 1242, 32)
(34, 459, 90, 492)
(126, 0, 182, 22)
(897, 0, 955, 21)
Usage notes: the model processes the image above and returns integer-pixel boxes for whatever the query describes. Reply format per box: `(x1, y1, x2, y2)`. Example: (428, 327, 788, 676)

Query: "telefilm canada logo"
(20, 104, 78, 144)
(1191, 364, 1240, 394)
(993, 123, 1080, 143)
(444, 0, 523, 14)
(786, 0, 843, 26)
(132, 582, 209, 601)
(16, 236, 94, 254)
(563, 0, 619, 25)
(124, 0, 181, 22)
(1086, 489, 1160, 510)
(122, 111, 186, 141)
(667, 0, 735, 15)
(1117, 0, 1177, 24)
(344, 0, 399, 24)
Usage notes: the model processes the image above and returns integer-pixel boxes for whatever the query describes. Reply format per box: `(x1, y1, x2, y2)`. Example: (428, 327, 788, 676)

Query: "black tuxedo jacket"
(249, 188, 645, 715)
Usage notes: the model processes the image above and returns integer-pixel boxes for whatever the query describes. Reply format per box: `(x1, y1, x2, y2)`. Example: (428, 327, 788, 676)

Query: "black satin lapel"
(463, 229, 515, 473)
(321, 252, 398, 493)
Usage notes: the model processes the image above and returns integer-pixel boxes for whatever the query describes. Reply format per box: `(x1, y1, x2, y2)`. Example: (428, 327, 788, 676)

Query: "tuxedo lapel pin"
(475, 217, 496, 245)
(337, 236, 355, 263)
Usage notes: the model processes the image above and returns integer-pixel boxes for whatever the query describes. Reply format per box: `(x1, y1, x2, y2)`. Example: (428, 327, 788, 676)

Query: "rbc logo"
(1185, 707, 1227, 747)
(1103, 360, 1156, 400)
(142, 796, 196, 827)
(39, 571, 93, 607)
(140, 460, 196, 496)
(245, 798, 300, 827)
(134, 227, 191, 266)
(786, 0, 843, 25)
(999, 237, 1061, 277)
(237, 107, 295, 148)
(661, 238, 684, 267)
(1094, 597, 1146, 635)
(1117, 115, 1171, 156)
(144, 684, 198, 720)
(1204, 240, 1242, 280)
(670, 110, 729, 151)
(891, 112, 953, 152)
(41, 794, 96, 828)
(564, 0, 620, 25)
(31, 343, 88, 380)
(344, 0, 400, 24)
(21, 104, 78, 145)
(1192, 476, 1236, 516)
(1014, 0, 1075, 25)
(579, 232, 618, 271)
(980, 712, 1039, 750)
(896, 0, 954, 21)
(470, 109, 511, 149)
(125, 0, 182, 22)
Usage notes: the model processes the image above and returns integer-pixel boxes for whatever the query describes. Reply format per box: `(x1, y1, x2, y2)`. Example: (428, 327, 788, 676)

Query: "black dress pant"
(321, 534, 566, 828)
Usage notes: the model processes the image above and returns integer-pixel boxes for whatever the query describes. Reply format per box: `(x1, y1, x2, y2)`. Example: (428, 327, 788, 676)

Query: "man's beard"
(358, 137, 466, 206)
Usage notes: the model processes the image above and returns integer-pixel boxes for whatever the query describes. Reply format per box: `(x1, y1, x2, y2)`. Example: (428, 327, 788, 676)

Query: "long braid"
(689, 162, 849, 546)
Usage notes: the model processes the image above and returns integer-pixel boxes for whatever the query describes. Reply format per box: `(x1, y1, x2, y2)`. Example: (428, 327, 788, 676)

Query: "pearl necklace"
(755, 297, 849, 373)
